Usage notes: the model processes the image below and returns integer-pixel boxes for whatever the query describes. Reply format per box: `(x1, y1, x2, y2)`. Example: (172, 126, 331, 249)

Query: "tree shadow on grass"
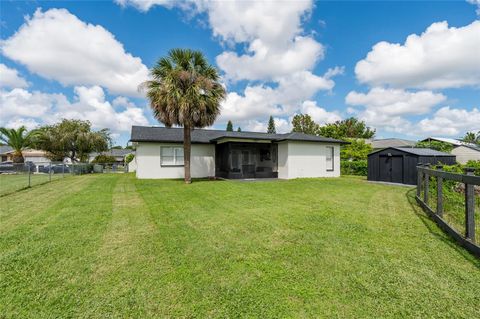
(405, 188, 480, 267)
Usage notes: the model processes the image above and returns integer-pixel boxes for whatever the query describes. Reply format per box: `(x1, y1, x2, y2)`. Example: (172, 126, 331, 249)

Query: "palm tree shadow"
(405, 188, 480, 268)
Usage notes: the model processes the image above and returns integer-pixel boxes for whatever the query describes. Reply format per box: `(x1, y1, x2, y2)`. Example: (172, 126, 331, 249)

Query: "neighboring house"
(451, 144, 480, 164)
(89, 149, 134, 166)
(130, 126, 347, 179)
(368, 147, 456, 185)
(420, 137, 480, 164)
(3, 148, 50, 164)
(0, 145, 13, 162)
(366, 138, 416, 150)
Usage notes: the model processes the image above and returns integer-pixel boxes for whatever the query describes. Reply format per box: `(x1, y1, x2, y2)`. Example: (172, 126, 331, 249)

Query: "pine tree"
(226, 120, 233, 131)
(237, 127, 242, 132)
(267, 116, 276, 134)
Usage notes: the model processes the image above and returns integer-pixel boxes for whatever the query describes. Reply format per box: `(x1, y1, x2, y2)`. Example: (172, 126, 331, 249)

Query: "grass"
(0, 174, 479, 318)
(0, 173, 65, 196)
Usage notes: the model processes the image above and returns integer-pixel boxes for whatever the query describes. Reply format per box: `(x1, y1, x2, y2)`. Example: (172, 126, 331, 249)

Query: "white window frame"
(160, 146, 184, 167)
(326, 146, 334, 171)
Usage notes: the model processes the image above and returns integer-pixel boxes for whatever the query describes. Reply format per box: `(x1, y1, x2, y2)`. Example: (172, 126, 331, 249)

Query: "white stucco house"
(130, 126, 347, 180)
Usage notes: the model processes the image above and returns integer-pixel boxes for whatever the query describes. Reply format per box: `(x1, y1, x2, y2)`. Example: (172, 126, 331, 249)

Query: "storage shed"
(367, 147, 456, 185)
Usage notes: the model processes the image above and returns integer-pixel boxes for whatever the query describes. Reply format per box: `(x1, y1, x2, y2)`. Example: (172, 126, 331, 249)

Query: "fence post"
(28, 163, 31, 187)
(464, 168, 475, 242)
(423, 164, 430, 204)
(49, 163, 52, 182)
(436, 165, 443, 217)
(417, 163, 423, 198)
(62, 163, 65, 178)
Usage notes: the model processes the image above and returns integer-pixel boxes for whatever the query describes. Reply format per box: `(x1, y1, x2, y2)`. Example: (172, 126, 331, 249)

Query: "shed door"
(379, 155, 403, 183)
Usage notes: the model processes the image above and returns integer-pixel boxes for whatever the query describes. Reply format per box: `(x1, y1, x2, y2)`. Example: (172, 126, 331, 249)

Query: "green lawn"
(0, 173, 64, 196)
(1, 174, 479, 318)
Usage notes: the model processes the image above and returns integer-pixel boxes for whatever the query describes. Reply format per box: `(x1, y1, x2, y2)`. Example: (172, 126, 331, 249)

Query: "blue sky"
(1, 0, 479, 146)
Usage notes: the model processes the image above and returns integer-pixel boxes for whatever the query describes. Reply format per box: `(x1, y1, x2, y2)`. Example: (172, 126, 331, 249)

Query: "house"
(89, 149, 134, 166)
(451, 144, 480, 164)
(1, 147, 50, 164)
(130, 126, 347, 179)
(420, 137, 480, 164)
(0, 145, 13, 162)
(367, 147, 456, 185)
(366, 138, 416, 150)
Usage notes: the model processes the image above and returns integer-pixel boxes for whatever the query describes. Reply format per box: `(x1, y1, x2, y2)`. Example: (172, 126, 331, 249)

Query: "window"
(161, 146, 184, 166)
(326, 146, 334, 171)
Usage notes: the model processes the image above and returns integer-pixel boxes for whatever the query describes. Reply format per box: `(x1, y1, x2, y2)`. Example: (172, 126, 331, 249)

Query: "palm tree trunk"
(184, 126, 192, 184)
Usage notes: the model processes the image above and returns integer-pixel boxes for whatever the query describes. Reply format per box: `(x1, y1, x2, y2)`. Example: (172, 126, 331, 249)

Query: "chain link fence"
(0, 161, 126, 196)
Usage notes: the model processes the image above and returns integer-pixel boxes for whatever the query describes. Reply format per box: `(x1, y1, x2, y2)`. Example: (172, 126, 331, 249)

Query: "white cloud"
(0, 86, 149, 133)
(243, 117, 291, 134)
(355, 21, 480, 89)
(115, 0, 173, 12)
(300, 100, 341, 124)
(345, 87, 447, 135)
(467, 0, 480, 15)
(417, 106, 480, 136)
(1, 8, 149, 97)
(217, 36, 323, 81)
(219, 69, 341, 123)
(0, 64, 28, 89)
(345, 88, 446, 116)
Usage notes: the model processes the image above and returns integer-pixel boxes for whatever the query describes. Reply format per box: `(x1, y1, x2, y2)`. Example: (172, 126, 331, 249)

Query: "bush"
(92, 155, 116, 164)
(341, 160, 367, 176)
(125, 153, 135, 164)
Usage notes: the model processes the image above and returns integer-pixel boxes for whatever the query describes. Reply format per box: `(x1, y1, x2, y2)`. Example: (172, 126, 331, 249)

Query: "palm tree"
(462, 132, 476, 143)
(0, 126, 37, 163)
(141, 49, 226, 183)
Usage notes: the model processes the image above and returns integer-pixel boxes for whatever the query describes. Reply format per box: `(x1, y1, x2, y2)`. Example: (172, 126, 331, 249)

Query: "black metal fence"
(416, 164, 480, 257)
(0, 162, 126, 196)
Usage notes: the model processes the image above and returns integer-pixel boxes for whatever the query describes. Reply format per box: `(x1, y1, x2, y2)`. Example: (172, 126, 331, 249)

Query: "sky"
(1, 0, 479, 146)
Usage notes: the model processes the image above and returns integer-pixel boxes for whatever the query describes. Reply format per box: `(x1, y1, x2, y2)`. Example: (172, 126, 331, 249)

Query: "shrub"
(92, 155, 116, 164)
(125, 153, 135, 164)
(341, 160, 367, 176)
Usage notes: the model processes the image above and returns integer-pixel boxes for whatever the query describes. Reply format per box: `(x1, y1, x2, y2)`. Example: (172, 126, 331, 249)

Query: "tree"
(237, 127, 242, 132)
(291, 114, 319, 135)
(34, 119, 110, 162)
(340, 138, 372, 161)
(267, 116, 276, 134)
(125, 153, 135, 164)
(462, 131, 480, 145)
(226, 120, 233, 131)
(318, 117, 375, 139)
(92, 155, 116, 164)
(142, 49, 226, 183)
(415, 140, 453, 153)
(0, 126, 37, 163)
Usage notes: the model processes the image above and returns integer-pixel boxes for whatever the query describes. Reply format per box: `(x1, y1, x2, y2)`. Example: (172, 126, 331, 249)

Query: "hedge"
(341, 160, 367, 176)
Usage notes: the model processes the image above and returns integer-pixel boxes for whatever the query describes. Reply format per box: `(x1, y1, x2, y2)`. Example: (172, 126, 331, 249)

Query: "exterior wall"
(277, 142, 289, 179)
(451, 146, 480, 164)
(278, 141, 340, 179)
(136, 142, 215, 179)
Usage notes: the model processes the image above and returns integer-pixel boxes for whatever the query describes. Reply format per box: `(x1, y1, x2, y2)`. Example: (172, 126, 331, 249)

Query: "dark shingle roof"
(369, 138, 416, 149)
(0, 145, 13, 154)
(130, 126, 347, 144)
(369, 147, 454, 157)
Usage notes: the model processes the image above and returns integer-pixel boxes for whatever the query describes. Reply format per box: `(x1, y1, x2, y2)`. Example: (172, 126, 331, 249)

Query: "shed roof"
(368, 147, 455, 157)
(368, 138, 416, 149)
(130, 126, 347, 144)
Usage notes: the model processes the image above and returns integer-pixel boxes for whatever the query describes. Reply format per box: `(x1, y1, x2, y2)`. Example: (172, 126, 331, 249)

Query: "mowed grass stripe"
(82, 174, 179, 318)
(0, 175, 93, 231)
(0, 174, 118, 318)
